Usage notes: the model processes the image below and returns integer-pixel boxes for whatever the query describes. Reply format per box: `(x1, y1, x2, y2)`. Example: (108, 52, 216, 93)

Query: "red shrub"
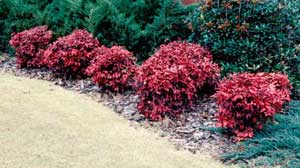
(9, 26, 52, 68)
(181, 0, 200, 5)
(42, 29, 101, 78)
(136, 41, 220, 120)
(86, 46, 137, 92)
(215, 72, 292, 141)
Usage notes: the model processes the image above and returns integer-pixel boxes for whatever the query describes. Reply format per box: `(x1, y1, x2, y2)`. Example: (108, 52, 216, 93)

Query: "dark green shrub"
(84, 0, 194, 61)
(40, 0, 86, 38)
(0, 1, 8, 51)
(187, 0, 300, 90)
(143, 0, 194, 60)
(0, 0, 44, 52)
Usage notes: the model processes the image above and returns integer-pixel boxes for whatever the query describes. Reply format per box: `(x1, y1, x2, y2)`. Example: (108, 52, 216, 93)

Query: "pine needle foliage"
(0, 0, 43, 52)
(0, 0, 194, 61)
(40, 0, 86, 38)
(84, 0, 194, 61)
(143, 0, 193, 59)
(221, 101, 300, 168)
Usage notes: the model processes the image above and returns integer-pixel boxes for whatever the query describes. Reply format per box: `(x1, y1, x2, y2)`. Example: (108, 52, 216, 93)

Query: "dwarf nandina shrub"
(42, 29, 101, 78)
(9, 26, 52, 68)
(141, 41, 221, 86)
(215, 72, 292, 141)
(86, 46, 137, 92)
(136, 41, 220, 120)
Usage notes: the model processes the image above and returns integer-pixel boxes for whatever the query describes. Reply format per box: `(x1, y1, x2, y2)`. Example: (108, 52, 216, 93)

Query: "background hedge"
(0, 0, 194, 61)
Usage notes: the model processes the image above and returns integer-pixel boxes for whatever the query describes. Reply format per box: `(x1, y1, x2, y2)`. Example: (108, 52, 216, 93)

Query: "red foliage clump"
(136, 41, 220, 120)
(181, 0, 200, 5)
(86, 46, 137, 92)
(42, 29, 101, 78)
(9, 26, 52, 68)
(215, 72, 292, 141)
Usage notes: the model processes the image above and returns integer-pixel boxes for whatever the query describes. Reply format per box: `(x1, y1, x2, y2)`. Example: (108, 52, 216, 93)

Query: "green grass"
(0, 73, 232, 168)
(221, 101, 300, 168)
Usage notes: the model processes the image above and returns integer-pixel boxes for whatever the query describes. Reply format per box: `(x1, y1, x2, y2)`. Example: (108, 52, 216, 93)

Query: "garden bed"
(2, 57, 300, 167)
(0, 56, 234, 156)
(0, 72, 229, 168)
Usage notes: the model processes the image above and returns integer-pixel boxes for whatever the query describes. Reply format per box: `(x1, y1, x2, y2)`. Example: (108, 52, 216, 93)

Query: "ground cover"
(221, 101, 300, 167)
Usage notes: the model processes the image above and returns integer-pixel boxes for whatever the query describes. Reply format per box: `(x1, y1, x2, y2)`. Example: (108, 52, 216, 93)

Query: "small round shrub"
(42, 29, 101, 78)
(136, 41, 220, 120)
(215, 72, 292, 141)
(9, 26, 52, 68)
(86, 46, 137, 92)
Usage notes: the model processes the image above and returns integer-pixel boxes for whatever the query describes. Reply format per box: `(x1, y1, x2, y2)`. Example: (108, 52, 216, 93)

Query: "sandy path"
(0, 73, 231, 168)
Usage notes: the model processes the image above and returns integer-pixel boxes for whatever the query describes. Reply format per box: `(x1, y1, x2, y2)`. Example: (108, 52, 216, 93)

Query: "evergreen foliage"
(1, 0, 194, 61)
(221, 101, 300, 167)
(0, 0, 42, 52)
(143, 0, 193, 60)
(187, 0, 300, 93)
(40, 0, 86, 38)
(84, 0, 194, 61)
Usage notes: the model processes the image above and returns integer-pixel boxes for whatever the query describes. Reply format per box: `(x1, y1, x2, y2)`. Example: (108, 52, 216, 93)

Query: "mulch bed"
(0, 56, 234, 157)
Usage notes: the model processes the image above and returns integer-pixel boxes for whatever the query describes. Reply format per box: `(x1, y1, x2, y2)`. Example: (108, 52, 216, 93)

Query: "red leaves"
(42, 29, 101, 78)
(136, 41, 220, 120)
(215, 72, 292, 141)
(86, 46, 137, 92)
(9, 26, 52, 68)
(181, 0, 199, 5)
(11, 26, 293, 142)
